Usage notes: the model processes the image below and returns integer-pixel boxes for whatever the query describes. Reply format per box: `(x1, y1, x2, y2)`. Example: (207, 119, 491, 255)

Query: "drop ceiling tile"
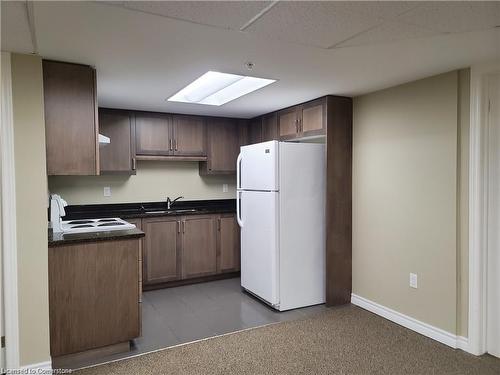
(333, 1, 422, 20)
(335, 20, 440, 48)
(244, 1, 384, 49)
(108, 1, 273, 30)
(398, 1, 500, 33)
(1, 1, 34, 54)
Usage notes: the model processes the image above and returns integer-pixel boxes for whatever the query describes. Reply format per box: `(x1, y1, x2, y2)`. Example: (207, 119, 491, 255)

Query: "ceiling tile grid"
(243, 1, 386, 49)
(336, 20, 440, 48)
(105, 1, 273, 30)
(397, 1, 500, 34)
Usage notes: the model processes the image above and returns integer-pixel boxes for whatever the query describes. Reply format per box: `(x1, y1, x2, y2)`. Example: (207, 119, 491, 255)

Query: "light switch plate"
(104, 187, 111, 197)
(222, 183, 228, 193)
(410, 273, 418, 289)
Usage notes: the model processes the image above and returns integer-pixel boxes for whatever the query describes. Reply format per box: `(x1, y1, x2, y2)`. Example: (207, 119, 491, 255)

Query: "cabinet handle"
(174, 139, 178, 151)
(169, 139, 173, 151)
(182, 220, 186, 233)
(177, 220, 180, 233)
(132, 157, 136, 170)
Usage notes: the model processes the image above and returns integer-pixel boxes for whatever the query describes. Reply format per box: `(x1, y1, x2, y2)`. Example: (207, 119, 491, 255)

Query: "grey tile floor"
(74, 277, 327, 369)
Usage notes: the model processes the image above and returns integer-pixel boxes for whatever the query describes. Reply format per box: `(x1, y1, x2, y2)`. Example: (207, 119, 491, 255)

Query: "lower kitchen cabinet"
(139, 213, 240, 287)
(218, 214, 240, 273)
(181, 215, 217, 278)
(142, 217, 181, 284)
(48, 239, 141, 358)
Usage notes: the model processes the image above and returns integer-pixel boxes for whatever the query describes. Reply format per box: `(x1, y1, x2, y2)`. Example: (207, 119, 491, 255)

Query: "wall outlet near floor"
(222, 183, 228, 193)
(103, 186, 111, 197)
(409, 273, 418, 289)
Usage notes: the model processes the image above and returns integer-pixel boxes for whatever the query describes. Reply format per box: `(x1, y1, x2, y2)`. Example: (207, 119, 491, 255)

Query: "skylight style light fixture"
(168, 71, 276, 106)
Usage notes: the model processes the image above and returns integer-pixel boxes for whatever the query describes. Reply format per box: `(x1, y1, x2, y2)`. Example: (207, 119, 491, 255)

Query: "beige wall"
(352, 71, 468, 335)
(48, 162, 236, 205)
(11, 54, 51, 365)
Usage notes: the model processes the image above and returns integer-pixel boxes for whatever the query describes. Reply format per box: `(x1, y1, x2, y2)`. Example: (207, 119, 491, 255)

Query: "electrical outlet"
(222, 183, 228, 193)
(103, 187, 111, 197)
(410, 273, 418, 289)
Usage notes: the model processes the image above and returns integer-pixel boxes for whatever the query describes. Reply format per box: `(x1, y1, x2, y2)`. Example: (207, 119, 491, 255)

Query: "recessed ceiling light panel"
(168, 71, 276, 106)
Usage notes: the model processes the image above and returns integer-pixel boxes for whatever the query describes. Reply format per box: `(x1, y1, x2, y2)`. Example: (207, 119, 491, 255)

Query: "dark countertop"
(48, 228, 145, 247)
(62, 199, 236, 220)
(48, 199, 235, 247)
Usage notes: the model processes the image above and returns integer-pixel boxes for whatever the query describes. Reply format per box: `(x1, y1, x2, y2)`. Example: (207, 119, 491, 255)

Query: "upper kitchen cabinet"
(43, 60, 99, 175)
(278, 97, 326, 140)
(261, 112, 279, 142)
(247, 117, 262, 145)
(135, 112, 207, 160)
(135, 112, 172, 156)
(99, 109, 136, 174)
(200, 117, 241, 175)
(172, 115, 206, 157)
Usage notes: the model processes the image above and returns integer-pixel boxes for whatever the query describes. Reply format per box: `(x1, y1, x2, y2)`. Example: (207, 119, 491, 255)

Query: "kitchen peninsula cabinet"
(48, 238, 141, 359)
(43, 60, 99, 175)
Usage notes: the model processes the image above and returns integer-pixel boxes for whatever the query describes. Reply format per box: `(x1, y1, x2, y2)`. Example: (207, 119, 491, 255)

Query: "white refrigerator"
(236, 140, 326, 311)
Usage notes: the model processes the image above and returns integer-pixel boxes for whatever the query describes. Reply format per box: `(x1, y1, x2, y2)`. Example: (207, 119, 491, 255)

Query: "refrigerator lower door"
(239, 190, 279, 307)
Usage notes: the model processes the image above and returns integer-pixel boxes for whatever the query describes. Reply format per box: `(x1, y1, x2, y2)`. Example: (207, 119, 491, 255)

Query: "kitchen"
(1, 1, 500, 374)
(43, 55, 348, 368)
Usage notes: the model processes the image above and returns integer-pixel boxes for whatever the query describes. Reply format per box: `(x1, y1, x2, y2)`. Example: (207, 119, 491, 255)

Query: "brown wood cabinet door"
(201, 118, 240, 174)
(48, 239, 140, 357)
(99, 109, 135, 174)
(278, 108, 299, 140)
(135, 113, 172, 155)
(247, 117, 262, 145)
(262, 113, 278, 141)
(43, 60, 98, 175)
(181, 215, 217, 278)
(172, 115, 206, 156)
(301, 98, 326, 137)
(142, 217, 180, 284)
(217, 214, 240, 273)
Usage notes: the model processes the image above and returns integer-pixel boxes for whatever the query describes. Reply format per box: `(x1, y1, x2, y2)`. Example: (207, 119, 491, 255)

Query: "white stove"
(60, 218, 136, 234)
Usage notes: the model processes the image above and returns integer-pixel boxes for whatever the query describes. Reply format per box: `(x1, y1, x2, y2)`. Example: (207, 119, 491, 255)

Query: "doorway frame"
(1, 52, 20, 369)
(468, 61, 500, 356)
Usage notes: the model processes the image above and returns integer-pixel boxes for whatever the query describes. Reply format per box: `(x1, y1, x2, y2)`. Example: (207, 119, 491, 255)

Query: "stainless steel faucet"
(166, 196, 183, 210)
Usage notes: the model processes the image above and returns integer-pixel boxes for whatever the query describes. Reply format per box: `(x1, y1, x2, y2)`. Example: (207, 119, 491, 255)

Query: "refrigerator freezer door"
(240, 190, 279, 306)
(238, 141, 279, 191)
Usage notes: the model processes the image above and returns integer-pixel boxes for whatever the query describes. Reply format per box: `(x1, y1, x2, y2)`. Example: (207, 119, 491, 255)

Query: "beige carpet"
(76, 305, 500, 375)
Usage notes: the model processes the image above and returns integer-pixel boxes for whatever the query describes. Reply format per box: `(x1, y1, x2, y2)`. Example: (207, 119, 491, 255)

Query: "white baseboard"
(351, 294, 469, 352)
(20, 360, 52, 371)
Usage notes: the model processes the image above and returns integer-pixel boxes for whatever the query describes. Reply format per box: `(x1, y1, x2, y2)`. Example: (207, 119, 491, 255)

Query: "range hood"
(98, 134, 110, 144)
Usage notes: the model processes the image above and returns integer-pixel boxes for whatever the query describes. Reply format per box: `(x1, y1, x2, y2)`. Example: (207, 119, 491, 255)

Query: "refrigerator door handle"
(236, 191, 244, 227)
(236, 153, 242, 189)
